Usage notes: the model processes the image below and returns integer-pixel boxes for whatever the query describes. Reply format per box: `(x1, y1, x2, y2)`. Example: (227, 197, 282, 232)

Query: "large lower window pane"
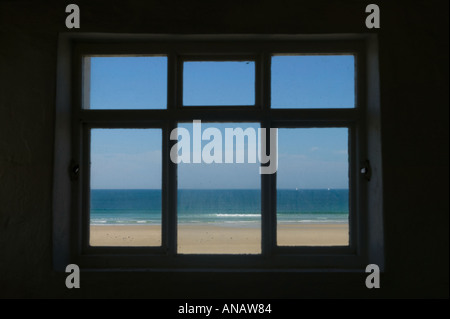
(176, 122, 261, 254)
(89, 129, 162, 246)
(271, 55, 355, 108)
(277, 128, 349, 246)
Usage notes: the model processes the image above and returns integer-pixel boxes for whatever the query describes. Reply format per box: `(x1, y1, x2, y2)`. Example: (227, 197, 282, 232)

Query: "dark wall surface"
(0, 0, 448, 299)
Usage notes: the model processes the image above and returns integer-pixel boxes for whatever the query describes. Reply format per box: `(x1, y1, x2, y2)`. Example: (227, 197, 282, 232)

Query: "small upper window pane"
(271, 55, 355, 109)
(183, 61, 255, 106)
(84, 56, 167, 109)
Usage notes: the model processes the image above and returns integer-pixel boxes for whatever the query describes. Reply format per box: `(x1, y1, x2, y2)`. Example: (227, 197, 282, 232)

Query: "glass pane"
(271, 55, 355, 108)
(277, 128, 349, 246)
(85, 56, 167, 109)
(183, 61, 255, 106)
(89, 129, 162, 246)
(176, 122, 261, 254)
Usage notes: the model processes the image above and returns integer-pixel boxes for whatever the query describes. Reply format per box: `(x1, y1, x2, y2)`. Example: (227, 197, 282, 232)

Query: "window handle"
(70, 161, 80, 181)
(360, 160, 371, 181)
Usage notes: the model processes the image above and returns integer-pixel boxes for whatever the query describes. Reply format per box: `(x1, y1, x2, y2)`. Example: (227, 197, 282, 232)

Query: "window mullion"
(163, 121, 178, 256)
(261, 52, 276, 256)
(166, 53, 178, 255)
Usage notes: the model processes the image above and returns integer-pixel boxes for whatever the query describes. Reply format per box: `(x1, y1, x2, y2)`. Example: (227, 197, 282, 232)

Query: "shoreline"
(90, 222, 347, 230)
(90, 223, 349, 253)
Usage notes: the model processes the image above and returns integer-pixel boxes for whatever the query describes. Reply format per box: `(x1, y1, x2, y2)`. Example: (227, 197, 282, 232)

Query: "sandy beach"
(90, 224, 348, 253)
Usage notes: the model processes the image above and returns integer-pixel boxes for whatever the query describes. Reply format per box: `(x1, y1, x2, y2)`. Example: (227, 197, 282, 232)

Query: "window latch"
(70, 161, 80, 181)
(360, 160, 371, 181)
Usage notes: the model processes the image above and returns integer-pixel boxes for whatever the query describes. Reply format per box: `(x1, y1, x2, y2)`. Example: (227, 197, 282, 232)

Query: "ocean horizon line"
(90, 188, 349, 225)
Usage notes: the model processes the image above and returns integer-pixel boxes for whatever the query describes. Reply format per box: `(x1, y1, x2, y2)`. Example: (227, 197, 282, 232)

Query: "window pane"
(85, 56, 167, 109)
(89, 129, 162, 246)
(277, 128, 349, 246)
(271, 55, 355, 108)
(176, 122, 261, 254)
(183, 61, 255, 106)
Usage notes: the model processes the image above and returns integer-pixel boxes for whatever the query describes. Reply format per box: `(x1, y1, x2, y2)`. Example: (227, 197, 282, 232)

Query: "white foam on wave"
(281, 219, 348, 224)
(215, 214, 261, 217)
(91, 220, 107, 224)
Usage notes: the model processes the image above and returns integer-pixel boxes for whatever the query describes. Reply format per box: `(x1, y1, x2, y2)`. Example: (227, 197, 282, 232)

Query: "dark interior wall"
(0, 0, 448, 298)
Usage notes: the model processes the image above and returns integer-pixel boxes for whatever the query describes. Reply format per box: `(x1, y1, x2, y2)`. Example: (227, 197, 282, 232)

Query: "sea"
(90, 189, 349, 226)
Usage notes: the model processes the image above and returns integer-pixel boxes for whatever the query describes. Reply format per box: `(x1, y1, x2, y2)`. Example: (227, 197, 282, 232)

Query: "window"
(86, 56, 167, 109)
(53, 35, 384, 270)
(177, 122, 262, 254)
(277, 128, 350, 247)
(89, 128, 162, 247)
(183, 60, 255, 106)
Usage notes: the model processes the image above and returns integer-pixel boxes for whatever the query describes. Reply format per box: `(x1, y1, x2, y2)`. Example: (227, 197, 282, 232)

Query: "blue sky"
(183, 61, 255, 106)
(90, 57, 167, 109)
(88, 56, 353, 189)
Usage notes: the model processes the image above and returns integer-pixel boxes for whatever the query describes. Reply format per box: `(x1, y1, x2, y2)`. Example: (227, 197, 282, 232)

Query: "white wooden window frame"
(53, 34, 384, 271)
